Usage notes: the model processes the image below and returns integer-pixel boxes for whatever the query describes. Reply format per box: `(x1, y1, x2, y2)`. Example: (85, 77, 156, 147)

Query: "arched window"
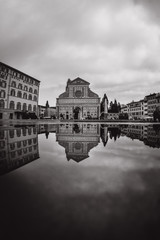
(17, 102, 21, 110)
(29, 87, 33, 93)
(28, 104, 32, 111)
(23, 92, 27, 99)
(29, 146, 32, 152)
(1, 80, 6, 88)
(28, 94, 32, 100)
(33, 95, 37, 101)
(9, 129, 14, 138)
(16, 129, 21, 137)
(11, 81, 16, 87)
(18, 83, 22, 89)
(10, 89, 15, 96)
(10, 152, 16, 158)
(0, 141, 5, 148)
(33, 127, 37, 134)
(9, 101, 15, 110)
(0, 100, 5, 109)
(10, 143, 15, 150)
(28, 128, 32, 135)
(23, 103, 27, 111)
(24, 85, 28, 91)
(33, 105, 36, 112)
(0, 90, 6, 98)
(17, 149, 22, 156)
(23, 148, 27, 154)
(33, 138, 37, 144)
(0, 130, 5, 139)
(17, 91, 22, 98)
(17, 141, 21, 148)
(34, 89, 37, 94)
(23, 140, 27, 146)
(22, 128, 26, 136)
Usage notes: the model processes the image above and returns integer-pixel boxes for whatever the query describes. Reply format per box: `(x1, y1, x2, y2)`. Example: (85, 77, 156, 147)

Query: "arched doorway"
(73, 107, 81, 120)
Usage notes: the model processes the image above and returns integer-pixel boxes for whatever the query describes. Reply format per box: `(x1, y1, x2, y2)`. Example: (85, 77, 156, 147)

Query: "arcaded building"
(56, 77, 100, 120)
(0, 62, 40, 120)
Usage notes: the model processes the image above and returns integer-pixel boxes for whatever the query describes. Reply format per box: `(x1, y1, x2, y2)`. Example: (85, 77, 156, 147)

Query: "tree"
(108, 99, 120, 113)
(119, 113, 128, 120)
(153, 108, 160, 122)
(118, 102, 121, 112)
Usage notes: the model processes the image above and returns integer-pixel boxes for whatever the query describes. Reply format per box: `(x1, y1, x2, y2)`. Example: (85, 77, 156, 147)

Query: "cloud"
(0, 0, 160, 105)
(134, 0, 160, 23)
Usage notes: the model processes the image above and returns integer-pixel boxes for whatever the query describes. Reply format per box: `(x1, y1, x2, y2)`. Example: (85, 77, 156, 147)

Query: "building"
(0, 62, 40, 120)
(56, 77, 100, 120)
(121, 104, 127, 114)
(38, 105, 46, 118)
(126, 100, 144, 120)
(38, 101, 56, 119)
(144, 93, 160, 117)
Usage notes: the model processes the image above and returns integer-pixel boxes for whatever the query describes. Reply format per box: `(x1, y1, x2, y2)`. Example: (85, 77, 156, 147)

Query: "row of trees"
(100, 94, 121, 114)
(108, 99, 121, 113)
(153, 108, 160, 122)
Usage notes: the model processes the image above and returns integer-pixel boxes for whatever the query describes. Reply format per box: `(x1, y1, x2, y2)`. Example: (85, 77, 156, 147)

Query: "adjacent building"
(144, 93, 160, 117)
(38, 101, 56, 119)
(0, 62, 40, 120)
(56, 77, 100, 120)
(126, 100, 144, 120)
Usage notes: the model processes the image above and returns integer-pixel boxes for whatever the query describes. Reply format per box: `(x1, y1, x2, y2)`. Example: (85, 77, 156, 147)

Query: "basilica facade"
(56, 77, 100, 120)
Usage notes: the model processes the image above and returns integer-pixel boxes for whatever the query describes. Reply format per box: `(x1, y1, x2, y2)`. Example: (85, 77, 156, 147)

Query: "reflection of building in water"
(121, 124, 160, 148)
(143, 125, 160, 148)
(0, 126, 39, 175)
(100, 125, 108, 146)
(38, 124, 57, 139)
(121, 125, 145, 141)
(100, 125, 121, 146)
(56, 124, 100, 162)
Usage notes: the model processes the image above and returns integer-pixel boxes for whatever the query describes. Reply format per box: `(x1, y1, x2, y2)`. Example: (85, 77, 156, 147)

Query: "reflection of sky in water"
(34, 132, 160, 197)
(1, 125, 160, 239)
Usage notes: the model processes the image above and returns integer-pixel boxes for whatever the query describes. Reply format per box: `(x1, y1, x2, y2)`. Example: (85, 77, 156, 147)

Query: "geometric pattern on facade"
(56, 77, 100, 120)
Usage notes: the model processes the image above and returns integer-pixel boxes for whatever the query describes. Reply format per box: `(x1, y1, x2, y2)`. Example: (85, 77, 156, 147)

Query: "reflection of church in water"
(0, 126, 39, 175)
(1, 123, 160, 174)
(56, 124, 101, 162)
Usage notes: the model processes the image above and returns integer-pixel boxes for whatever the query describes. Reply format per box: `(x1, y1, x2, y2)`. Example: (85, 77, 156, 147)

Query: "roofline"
(145, 93, 157, 97)
(69, 77, 90, 85)
(0, 61, 41, 83)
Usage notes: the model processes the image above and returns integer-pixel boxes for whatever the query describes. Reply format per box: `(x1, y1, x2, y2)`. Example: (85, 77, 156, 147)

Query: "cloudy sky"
(0, 0, 160, 106)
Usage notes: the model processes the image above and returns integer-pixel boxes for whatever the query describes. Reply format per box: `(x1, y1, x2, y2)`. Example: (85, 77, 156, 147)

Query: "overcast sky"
(0, 0, 160, 106)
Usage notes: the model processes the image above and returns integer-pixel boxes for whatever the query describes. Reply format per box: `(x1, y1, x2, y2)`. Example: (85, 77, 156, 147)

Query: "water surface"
(0, 123, 160, 240)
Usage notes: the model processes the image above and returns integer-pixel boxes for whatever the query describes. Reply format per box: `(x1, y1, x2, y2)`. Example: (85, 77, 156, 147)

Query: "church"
(56, 77, 100, 120)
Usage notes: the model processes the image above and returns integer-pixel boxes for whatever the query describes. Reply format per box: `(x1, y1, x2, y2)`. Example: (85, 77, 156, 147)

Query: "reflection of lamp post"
(104, 96, 108, 119)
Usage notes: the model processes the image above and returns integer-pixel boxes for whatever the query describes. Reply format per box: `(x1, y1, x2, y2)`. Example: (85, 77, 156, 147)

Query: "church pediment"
(70, 77, 90, 85)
